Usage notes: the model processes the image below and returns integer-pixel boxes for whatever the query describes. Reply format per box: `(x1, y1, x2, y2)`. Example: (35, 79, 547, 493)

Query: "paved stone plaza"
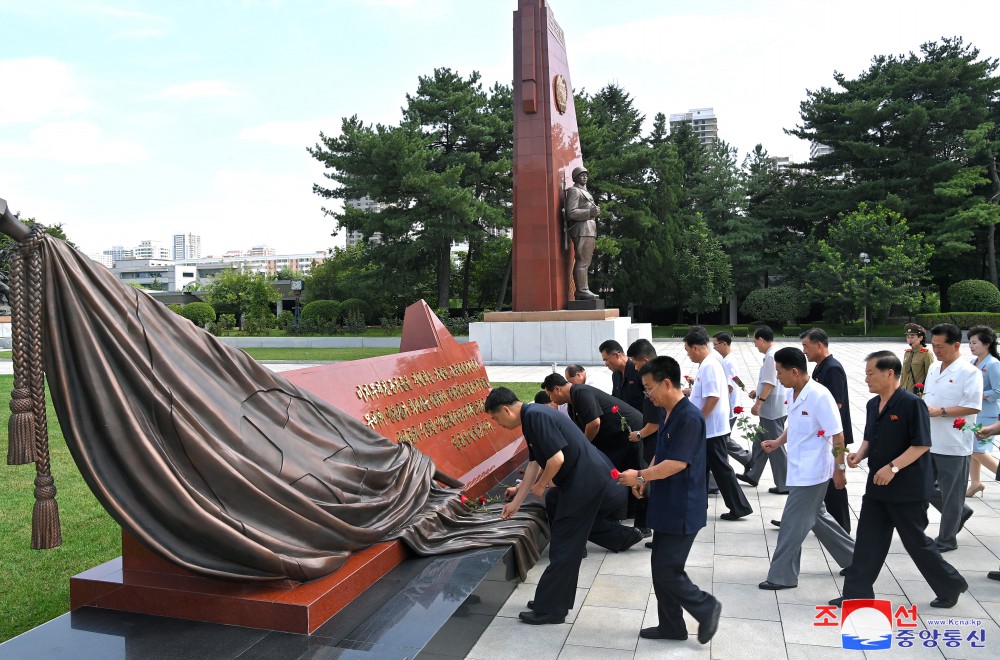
(476, 339, 1000, 659)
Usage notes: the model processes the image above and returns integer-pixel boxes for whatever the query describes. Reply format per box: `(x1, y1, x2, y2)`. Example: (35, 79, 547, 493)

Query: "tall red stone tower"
(511, 0, 584, 312)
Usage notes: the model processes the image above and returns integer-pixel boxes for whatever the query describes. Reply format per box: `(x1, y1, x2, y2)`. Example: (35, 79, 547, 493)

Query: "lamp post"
(859, 252, 871, 335)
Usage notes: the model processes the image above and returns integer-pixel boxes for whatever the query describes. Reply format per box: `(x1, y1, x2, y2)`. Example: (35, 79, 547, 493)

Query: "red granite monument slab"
(69, 300, 526, 633)
(512, 0, 584, 311)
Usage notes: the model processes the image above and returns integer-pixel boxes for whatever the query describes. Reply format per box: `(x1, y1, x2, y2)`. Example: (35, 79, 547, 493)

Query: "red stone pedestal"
(71, 531, 409, 634)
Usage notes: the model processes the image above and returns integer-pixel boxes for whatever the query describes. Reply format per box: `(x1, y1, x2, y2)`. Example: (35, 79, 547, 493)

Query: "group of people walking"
(484, 321, 999, 644)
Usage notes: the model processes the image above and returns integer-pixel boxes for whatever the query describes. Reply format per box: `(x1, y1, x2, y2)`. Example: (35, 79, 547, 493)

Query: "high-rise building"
(669, 108, 719, 148)
(88, 253, 114, 268)
(173, 233, 202, 260)
(810, 142, 833, 160)
(344, 197, 384, 248)
(103, 245, 131, 264)
(132, 239, 171, 260)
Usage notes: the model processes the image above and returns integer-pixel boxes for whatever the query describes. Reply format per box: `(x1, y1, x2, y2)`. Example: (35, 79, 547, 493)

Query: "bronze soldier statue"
(564, 166, 599, 300)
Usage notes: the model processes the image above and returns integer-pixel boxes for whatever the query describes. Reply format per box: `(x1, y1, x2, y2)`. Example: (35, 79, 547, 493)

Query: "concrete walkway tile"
(710, 581, 780, 621)
(575, 556, 606, 589)
(799, 547, 838, 575)
(466, 615, 571, 660)
(774, 573, 841, 606)
(599, 549, 652, 578)
(870, 567, 906, 596)
(966, 574, 1000, 603)
(863, 640, 947, 659)
(714, 531, 769, 558)
(885, 554, 929, 581)
(930, 617, 999, 659)
(686, 541, 716, 568)
(786, 642, 870, 659)
(583, 574, 652, 610)
(898, 579, 990, 618)
(938, 547, 1000, 572)
(777, 602, 841, 648)
(635, 635, 708, 658)
(708, 617, 787, 660)
(565, 606, 644, 651)
(523, 552, 550, 584)
(496, 583, 588, 624)
(714, 516, 765, 534)
(712, 555, 772, 585)
(557, 644, 634, 660)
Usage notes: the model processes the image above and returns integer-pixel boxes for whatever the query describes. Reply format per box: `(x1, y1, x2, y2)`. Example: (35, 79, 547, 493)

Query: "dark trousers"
(824, 479, 851, 533)
(536, 486, 637, 616)
(651, 531, 718, 636)
(634, 437, 657, 529)
(844, 496, 966, 600)
(708, 434, 752, 517)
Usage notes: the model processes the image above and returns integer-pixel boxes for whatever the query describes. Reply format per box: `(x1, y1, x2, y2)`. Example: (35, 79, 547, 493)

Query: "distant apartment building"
(173, 233, 202, 261)
(88, 252, 114, 268)
(344, 197, 384, 247)
(669, 108, 719, 148)
(112, 259, 198, 292)
(810, 142, 833, 160)
(131, 239, 171, 261)
(770, 156, 791, 171)
(103, 245, 131, 264)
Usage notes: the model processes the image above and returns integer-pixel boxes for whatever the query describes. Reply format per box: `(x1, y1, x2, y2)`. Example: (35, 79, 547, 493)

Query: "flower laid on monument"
(734, 412, 766, 444)
(914, 382, 925, 397)
(479, 496, 487, 506)
(610, 468, 620, 481)
(732, 375, 746, 391)
(460, 494, 469, 505)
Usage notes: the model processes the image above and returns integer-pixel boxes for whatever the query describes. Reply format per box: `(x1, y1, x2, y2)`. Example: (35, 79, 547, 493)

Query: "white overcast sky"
(1, 0, 997, 257)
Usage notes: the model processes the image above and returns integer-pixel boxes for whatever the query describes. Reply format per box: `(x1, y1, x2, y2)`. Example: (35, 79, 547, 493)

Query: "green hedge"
(730, 326, 749, 338)
(915, 313, 1000, 329)
(178, 301, 216, 328)
(301, 300, 341, 325)
(782, 325, 803, 337)
(948, 280, 1000, 313)
(341, 298, 370, 323)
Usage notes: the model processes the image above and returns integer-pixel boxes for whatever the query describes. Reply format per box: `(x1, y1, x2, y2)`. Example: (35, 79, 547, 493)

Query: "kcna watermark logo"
(814, 599, 986, 651)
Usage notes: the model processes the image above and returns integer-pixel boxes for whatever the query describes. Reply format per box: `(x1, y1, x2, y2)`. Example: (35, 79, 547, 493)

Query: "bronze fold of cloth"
(26, 233, 546, 582)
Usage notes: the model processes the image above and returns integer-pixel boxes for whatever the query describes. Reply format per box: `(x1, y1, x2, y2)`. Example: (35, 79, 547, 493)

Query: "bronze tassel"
(24, 228, 61, 549)
(7, 249, 34, 464)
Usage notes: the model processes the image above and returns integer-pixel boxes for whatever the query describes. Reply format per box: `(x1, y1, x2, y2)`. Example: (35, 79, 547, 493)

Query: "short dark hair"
(533, 390, 552, 405)
(683, 329, 710, 347)
(541, 373, 568, 390)
(774, 346, 808, 373)
(799, 327, 829, 346)
(565, 364, 585, 378)
(627, 338, 657, 360)
(865, 350, 901, 378)
(754, 325, 774, 342)
(712, 331, 732, 345)
(485, 387, 519, 412)
(638, 355, 681, 388)
(930, 323, 961, 345)
(599, 339, 624, 355)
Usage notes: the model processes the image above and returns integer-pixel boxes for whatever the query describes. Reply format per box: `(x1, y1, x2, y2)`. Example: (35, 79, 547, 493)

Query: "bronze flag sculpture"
(0, 198, 546, 582)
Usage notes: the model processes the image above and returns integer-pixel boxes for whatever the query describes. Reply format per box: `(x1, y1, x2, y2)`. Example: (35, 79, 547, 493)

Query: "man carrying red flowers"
(486, 387, 643, 625)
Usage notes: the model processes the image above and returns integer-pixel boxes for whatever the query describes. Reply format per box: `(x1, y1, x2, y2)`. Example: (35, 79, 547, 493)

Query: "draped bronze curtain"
(27, 234, 545, 582)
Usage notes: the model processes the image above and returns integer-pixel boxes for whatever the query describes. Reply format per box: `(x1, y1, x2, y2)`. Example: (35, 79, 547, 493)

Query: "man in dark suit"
(801, 327, 853, 532)
(601, 339, 645, 411)
(488, 388, 643, 625)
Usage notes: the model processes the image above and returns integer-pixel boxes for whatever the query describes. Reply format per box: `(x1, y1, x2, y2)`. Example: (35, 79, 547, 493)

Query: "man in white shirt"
(712, 331, 752, 469)
(684, 329, 753, 521)
(923, 323, 981, 552)
(738, 326, 789, 495)
(758, 347, 854, 590)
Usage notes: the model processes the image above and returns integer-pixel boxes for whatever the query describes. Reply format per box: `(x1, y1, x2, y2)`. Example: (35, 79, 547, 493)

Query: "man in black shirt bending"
(828, 351, 966, 609)
(488, 388, 643, 625)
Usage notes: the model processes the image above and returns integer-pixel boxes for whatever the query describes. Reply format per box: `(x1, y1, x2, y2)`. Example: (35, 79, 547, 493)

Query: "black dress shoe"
(708, 488, 720, 495)
(988, 571, 1000, 581)
(768, 487, 789, 495)
(839, 567, 850, 576)
(829, 596, 844, 607)
(758, 580, 796, 590)
(771, 519, 781, 528)
(620, 527, 644, 551)
(719, 511, 749, 521)
(636, 527, 653, 538)
(937, 543, 956, 553)
(639, 626, 687, 640)
(645, 541, 653, 549)
(698, 601, 722, 644)
(960, 508, 973, 530)
(735, 473, 758, 487)
(519, 610, 566, 625)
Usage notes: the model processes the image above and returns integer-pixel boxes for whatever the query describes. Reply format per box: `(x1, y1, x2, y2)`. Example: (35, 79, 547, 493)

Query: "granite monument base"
(470, 313, 653, 365)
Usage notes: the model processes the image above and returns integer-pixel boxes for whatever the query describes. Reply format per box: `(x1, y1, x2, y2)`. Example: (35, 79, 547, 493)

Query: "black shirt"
(863, 388, 934, 502)
(812, 355, 854, 445)
(612, 360, 646, 412)
(520, 402, 612, 490)
(568, 383, 643, 469)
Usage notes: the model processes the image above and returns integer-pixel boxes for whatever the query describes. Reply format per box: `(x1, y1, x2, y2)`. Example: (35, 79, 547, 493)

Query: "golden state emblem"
(553, 74, 568, 114)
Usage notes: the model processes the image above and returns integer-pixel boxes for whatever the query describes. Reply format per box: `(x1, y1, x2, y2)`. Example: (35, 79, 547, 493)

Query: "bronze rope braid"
(7, 246, 34, 465)
(24, 226, 61, 548)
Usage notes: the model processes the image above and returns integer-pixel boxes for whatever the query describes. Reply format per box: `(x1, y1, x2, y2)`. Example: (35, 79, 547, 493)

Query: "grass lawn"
(0, 373, 539, 643)
(0, 376, 120, 643)
(240, 347, 398, 361)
